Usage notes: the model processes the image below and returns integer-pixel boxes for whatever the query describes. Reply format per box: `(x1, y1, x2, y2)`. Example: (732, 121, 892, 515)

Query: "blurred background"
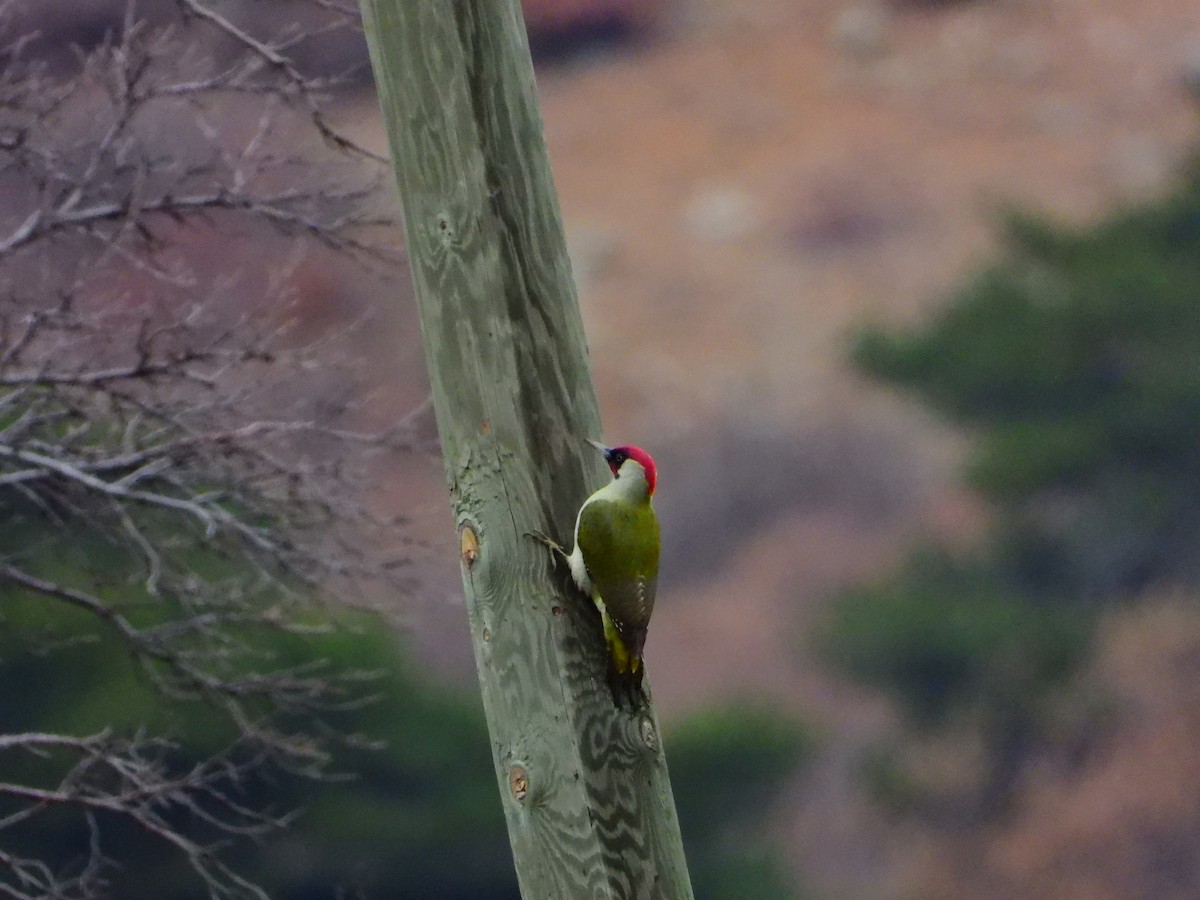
(3, 0, 1200, 897)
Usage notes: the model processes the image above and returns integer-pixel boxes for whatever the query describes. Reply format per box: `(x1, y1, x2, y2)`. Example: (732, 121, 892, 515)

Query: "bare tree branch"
(0, 2, 418, 896)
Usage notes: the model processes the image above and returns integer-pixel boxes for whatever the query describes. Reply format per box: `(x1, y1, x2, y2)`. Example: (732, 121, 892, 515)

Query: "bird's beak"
(585, 438, 613, 463)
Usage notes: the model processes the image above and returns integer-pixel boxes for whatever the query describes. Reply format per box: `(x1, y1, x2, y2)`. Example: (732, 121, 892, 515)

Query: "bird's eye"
(612, 452, 626, 464)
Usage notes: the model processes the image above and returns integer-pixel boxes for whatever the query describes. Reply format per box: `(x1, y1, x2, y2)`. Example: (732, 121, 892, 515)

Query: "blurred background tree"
(668, 707, 813, 899)
(855, 169, 1200, 597)
(822, 160, 1200, 819)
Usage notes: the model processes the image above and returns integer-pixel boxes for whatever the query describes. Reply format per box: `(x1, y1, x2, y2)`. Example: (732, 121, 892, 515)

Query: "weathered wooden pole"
(358, 2, 693, 897)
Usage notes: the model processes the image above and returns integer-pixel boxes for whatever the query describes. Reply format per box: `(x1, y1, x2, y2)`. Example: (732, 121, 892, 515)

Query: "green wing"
(576, 498, 660, 655)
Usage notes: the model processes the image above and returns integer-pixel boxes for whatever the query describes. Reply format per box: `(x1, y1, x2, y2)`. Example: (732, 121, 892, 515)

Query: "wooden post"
(358, 2, 694, 897)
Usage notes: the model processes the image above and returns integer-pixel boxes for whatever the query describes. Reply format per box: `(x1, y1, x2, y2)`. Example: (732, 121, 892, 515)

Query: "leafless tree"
(0, 2, 414, 896)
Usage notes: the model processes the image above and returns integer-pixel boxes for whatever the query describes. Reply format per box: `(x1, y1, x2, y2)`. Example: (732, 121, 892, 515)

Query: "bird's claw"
(524, 529, 563, 551)
(523, 532, 568, 573)
(524, 530, 568, 567)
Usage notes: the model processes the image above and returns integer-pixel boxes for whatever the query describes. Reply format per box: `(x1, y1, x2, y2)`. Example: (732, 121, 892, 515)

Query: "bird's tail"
(600, 609, 647, 709)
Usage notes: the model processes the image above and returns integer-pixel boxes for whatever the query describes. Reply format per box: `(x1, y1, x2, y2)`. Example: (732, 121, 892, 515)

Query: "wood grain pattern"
(358, 2, 694, 896)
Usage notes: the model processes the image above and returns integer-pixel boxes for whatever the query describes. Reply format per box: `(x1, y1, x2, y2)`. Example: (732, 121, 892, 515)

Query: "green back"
(577, 498, 660, 632)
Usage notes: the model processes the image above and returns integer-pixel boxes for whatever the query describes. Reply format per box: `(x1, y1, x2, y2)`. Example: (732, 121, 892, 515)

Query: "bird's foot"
(524, 530, 569, 567)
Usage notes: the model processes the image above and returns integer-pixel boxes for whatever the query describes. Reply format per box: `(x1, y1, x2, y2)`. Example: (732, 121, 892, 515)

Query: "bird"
(530, 439, 660, 708)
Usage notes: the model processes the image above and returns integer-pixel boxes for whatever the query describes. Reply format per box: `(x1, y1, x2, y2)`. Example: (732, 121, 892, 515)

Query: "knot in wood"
(459, 523, 479, 569)
(640, 717, 658, 751)
(508, 764, 529, 802)
(433, 212, 458, 248)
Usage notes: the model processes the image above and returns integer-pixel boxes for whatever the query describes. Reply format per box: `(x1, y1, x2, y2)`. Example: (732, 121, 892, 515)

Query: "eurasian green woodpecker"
(536, 439, 660, 708)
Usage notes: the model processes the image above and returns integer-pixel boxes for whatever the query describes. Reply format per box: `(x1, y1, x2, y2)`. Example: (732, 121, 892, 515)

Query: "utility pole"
(358, 2, 694, 897)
